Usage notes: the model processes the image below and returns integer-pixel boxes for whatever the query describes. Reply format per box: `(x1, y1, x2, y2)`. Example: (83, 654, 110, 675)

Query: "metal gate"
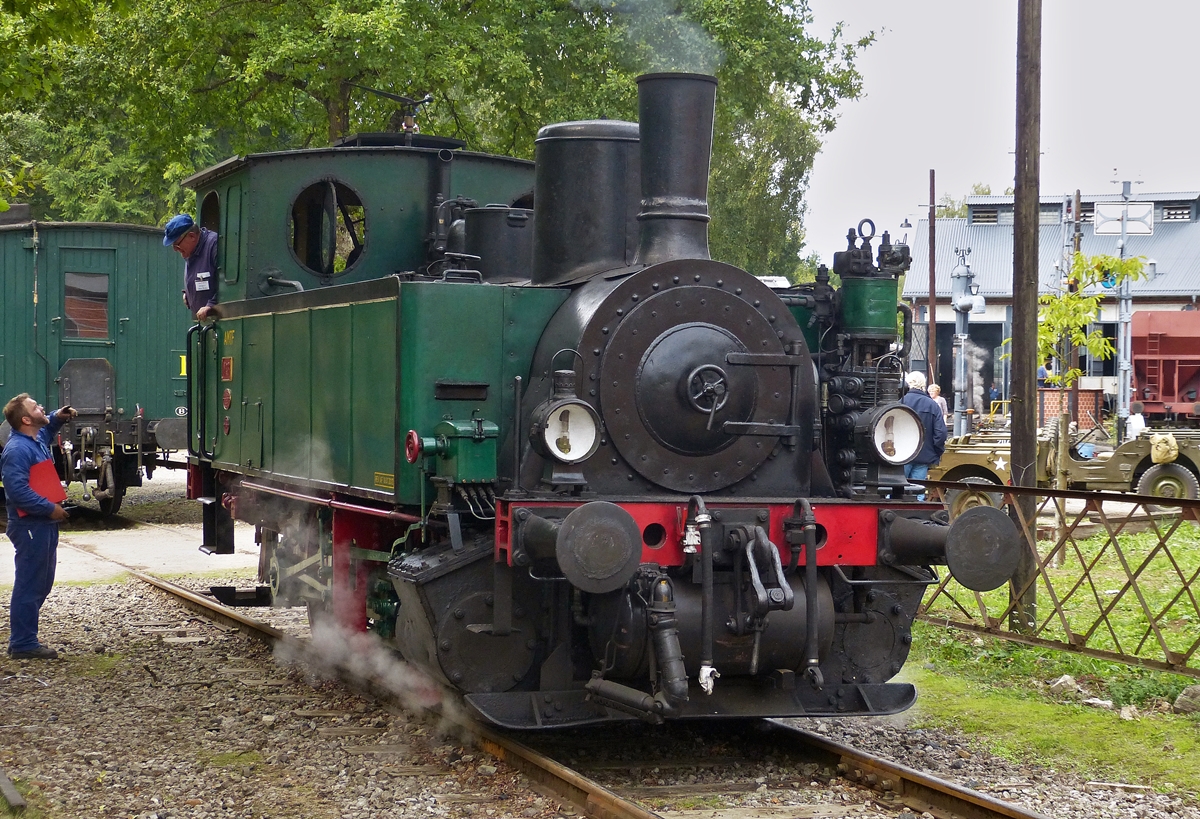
(921, 481, 1200, 678)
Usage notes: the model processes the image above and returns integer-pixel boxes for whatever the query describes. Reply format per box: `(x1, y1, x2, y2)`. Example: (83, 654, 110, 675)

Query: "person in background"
(901, 372, 948, 501)
(990, 382, 1001, 403)
(1037, 359, 1051, 387)
(928, 383, 950, 426)
(2, 394, 76, 660)
(1126, 401, 1147, 440)
(163, 214, 219, 321)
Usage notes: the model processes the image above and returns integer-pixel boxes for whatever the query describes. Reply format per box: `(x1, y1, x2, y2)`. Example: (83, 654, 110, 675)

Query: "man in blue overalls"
(2, 394, 76, 659)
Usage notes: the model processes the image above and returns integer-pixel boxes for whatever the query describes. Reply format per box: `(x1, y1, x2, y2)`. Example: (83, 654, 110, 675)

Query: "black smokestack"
(634, 72, 717, 265)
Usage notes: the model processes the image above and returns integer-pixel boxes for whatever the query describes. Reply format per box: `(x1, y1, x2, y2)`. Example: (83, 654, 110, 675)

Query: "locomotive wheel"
(99, 488, 124, 516)
(1135, 463, 1199, 514)
(944, 476, 1003, 519)
(268, 552, 297, 607)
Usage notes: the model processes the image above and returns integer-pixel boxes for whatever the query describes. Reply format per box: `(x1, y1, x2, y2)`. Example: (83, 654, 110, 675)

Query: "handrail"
(186, 323, 219, 460)
(185, 323, 201, 457)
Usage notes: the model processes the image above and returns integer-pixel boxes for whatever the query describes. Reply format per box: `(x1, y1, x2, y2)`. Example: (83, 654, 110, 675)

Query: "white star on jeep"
(993, 456, 1007, 471)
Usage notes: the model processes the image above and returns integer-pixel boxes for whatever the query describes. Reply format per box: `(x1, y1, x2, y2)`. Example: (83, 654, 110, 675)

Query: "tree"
(1038, 251, 1144, 550)
(1, 0, 116, 211)
(1038, 252, 1143, 388)
(3, 0, 871, 261)
(935, 182, 1013, 219)
(0, 153, 36, 213)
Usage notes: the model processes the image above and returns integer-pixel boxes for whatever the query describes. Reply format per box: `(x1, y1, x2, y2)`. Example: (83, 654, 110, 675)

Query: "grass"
(60, 497, 202, 530)
(71, 652, 124, 676)
(160, 566, 258, 582)
(0, 778, 49, 819)
(122, 498, 202, 525)
(906, 663, 1200, 792)
(910, 622, 1195, 708)
(911, 519, 1200, 796)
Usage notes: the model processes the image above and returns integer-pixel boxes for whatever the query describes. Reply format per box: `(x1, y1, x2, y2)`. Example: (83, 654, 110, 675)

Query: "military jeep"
(928, 428, 1200, 517)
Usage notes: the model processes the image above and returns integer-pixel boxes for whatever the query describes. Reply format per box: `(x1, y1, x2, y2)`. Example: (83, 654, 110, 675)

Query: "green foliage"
(1039, 251, 1145, 387)
(0, 0, 123, 103)
(790, 251, 823, 284)
(934, 182, 1009, 219)
(2, 0, 870, 269)
(0, 151, 36, 210)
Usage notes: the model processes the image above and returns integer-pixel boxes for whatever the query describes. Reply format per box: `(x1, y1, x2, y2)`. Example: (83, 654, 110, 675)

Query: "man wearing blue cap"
(163, 214, 219, 320)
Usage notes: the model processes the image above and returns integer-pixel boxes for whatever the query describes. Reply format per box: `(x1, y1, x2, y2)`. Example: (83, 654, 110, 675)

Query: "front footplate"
(466, 680, 917, 729)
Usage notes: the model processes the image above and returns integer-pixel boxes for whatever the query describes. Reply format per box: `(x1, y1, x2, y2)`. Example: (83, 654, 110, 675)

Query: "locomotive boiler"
(184, 72, 1020, 728)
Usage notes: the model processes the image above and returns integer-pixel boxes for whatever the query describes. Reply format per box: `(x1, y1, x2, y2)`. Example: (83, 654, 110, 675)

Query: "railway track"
(131, 570, 1052, 819)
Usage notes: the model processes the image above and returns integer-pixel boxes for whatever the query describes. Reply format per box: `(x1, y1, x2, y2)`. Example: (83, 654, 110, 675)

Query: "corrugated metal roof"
(901, 217, 1200, 299)
(966, 192, 1200, 205)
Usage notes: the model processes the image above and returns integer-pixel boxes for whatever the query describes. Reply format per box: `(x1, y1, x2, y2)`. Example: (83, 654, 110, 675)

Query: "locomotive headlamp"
(854, 402, 924, 466)
(530, 370, 601, 464)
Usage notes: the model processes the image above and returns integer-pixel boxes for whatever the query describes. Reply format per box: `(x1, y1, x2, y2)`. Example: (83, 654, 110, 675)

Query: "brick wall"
(1037, 388, 1103, 429)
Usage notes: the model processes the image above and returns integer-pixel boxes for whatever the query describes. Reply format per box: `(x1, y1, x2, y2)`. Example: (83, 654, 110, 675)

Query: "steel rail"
(765, 721, 1053, 819)
(130, 570, 286, 643)
(472, 729, 660, 819)
(131, 571, 1054, 819)
(129, 571, 656, 819)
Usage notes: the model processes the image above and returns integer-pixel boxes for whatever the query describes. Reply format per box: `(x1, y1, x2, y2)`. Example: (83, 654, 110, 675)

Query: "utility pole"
(1010, 0, 1041, 633)
(1116, 180, 1133, 443)
(928, 170, 938, 386)
(1070, 189, 1082, 424)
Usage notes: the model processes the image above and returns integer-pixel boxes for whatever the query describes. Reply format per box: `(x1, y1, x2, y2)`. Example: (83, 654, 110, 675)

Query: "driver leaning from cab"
(164, 214, 219, 321)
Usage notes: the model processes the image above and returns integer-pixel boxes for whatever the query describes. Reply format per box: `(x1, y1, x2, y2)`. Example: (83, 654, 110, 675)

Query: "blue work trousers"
(905, 462, 931, 501)
(7, 522, 58, 654)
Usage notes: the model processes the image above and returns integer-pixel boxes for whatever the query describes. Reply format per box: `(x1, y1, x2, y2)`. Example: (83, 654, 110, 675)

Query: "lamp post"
(950, 247, 985, 436)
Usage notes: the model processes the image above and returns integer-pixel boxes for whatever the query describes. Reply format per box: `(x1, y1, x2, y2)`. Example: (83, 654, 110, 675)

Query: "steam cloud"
(953, 337, 992, 416)
(275, 620, 469, 736)
(581, 0, 725, 75)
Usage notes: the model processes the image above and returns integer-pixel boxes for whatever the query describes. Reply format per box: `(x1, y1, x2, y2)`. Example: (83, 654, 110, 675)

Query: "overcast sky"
(803, 0, 1200, 266)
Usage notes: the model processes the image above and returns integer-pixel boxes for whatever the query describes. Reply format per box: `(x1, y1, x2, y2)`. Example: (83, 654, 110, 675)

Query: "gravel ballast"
(1, 581, 569, 819)
(3, 578, 1196, 818)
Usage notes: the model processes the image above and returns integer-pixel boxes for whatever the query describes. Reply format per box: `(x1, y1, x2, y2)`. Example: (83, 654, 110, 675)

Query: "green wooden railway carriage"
(0, 219, 190, 513)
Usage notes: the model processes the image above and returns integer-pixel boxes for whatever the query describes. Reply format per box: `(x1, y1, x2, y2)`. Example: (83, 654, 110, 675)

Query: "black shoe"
(8, 645, 59, 660)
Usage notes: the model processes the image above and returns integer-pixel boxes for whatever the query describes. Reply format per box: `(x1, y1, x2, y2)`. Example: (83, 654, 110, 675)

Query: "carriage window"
(289, 180, 366, 278)
(64, 272, 109, 339)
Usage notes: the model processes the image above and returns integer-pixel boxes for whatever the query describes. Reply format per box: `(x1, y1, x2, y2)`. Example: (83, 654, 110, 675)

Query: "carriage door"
(54, 247, 117, 416)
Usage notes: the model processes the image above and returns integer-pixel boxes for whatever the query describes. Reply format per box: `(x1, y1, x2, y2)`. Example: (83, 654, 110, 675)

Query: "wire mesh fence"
(920, 480, 1200, 679)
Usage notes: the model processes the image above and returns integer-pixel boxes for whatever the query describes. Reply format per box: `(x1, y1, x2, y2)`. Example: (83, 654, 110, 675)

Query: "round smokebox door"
(598, 284, 791, 492)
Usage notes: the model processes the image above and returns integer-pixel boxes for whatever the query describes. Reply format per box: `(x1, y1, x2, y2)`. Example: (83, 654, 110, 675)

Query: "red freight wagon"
(1132, 310, 1200, 421)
